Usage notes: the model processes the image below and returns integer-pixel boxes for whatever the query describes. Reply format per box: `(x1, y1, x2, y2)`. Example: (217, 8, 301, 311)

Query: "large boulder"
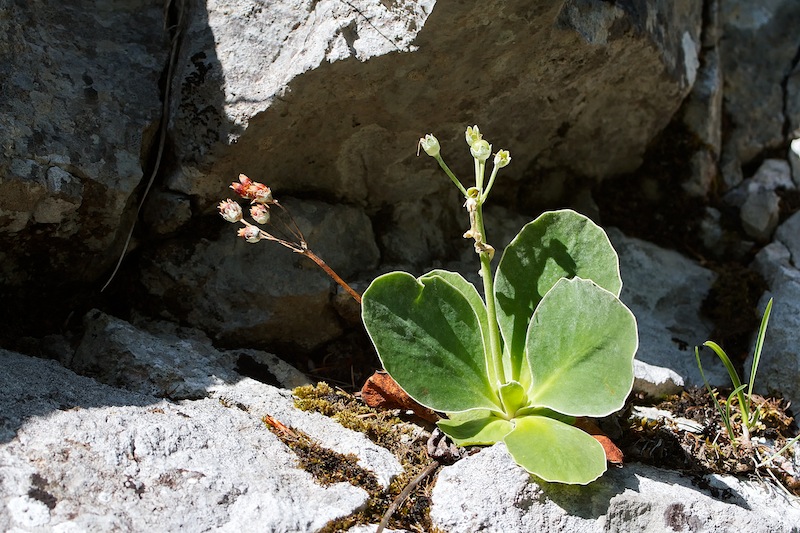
(167, 0, 702, 212)
(0, 1, 166, 285)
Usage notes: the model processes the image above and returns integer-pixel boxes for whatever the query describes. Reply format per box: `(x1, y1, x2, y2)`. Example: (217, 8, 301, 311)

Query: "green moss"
(293, 382, 440, 532)
(262, 418, 380, 491)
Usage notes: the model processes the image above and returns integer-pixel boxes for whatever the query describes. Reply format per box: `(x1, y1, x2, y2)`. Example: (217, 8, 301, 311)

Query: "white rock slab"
(0, 349, 401, 532)
(430, 443, 800, 533)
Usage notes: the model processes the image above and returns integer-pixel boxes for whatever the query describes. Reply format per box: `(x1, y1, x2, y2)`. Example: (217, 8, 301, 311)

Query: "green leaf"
(526, 277, 637, 417)
(746, 297, 773, 418)
(503, 415, 607, 484)
(498, 380, 527, 415)
(420, 270, 495, 384)
(494, 210, 622, 383)
(437, 410, 513, 446)
(362, 271, 501, 413)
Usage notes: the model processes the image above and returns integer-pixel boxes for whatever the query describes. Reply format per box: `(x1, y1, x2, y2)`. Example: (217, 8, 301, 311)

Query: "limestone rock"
(723, 159, 794, 241)
(633, 359, 684, 399)
(0, 0, 166, 285)
(740, 190, 781, 242)
(168, 0, 702, 213)
(71, 309, 310, 398)
(774, 211, 800, 264)
(608, 228, 727, 387)
(719, 0, 800, 187)
(0, 344, 403, 531)
(429, 443, 800, 533)
(68, 310, 402, 488)
(680, 0, 723, 197)
(750, 220, 800, 408)
(791, 138, 800, 186)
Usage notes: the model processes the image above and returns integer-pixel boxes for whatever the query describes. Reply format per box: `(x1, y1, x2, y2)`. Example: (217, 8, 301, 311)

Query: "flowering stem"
(435, 155, 468, 197)
(302, 249, 362, 304)
(474, 200, 505, 387)
(481, 164, 500, 203)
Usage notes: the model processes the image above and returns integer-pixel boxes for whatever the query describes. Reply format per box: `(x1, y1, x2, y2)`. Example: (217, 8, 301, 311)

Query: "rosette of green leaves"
(362, 209, 638, 484)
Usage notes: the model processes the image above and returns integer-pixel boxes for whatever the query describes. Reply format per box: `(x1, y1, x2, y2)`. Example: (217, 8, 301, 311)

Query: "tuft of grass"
(695, 298, 773, 447)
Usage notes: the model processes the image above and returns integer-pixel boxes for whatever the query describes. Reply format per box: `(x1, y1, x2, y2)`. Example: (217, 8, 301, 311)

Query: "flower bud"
(465, 125, 482, 147)
(470, 139, 491, 162)
(252, 183, 274, 204)
(494, 149, 511, 168)
(250, 204, 271, 225)
(418, 134, 440, 157)
(237, 225, 263, 243)
(218, 199, 243, 223)
(230, 174, 253, 198)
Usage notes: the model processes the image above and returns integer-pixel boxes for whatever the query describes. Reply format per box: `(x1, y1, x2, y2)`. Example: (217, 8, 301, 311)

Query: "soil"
(618, 387, 799, 496)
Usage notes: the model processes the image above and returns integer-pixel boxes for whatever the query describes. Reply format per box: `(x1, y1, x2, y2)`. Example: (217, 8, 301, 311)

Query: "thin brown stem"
(302, 249, 362, 304)
(376, 461, 440, 533)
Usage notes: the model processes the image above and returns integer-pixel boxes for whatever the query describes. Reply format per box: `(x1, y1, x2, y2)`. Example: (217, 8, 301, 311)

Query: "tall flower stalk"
(420, 126, 512, 391)
(219, 174, 362, 303)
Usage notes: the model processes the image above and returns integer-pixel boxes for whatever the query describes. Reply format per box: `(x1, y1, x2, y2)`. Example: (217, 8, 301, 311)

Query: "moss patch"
(293, 382, 441, 532)
(263, 414, 380, 492)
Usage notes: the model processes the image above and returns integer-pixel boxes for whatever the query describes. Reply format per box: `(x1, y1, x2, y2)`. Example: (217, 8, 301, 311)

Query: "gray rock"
(70, 309, 310, 398)
(0, 0, 166, 285)
(720, 158, 794, 241)
(0, 345, 403, 532)
(750, 235, 800, 408)
(724, 158, 795, 208)
(774, 211, 800, 265)
(791, 138, 800, 186)
(608, 228, 727, 387)
(751, 158, 795, 191)
(681, 2, 723, 198)
(169, 0, 701, 212)
(70, 310, 402, 488)
(138, 197, 379, 349)
(698, 206, 725, 255)
(142, 191, 194, 235)
(740, 189, 781, 242)
(788, 60, 800, 141)
(633, 359, 684, 399)
(719, 0, 800, 187)
(429, 443, 800, 533)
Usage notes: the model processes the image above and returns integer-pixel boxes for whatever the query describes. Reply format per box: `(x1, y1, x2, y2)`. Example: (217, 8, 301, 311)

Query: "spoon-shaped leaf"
(526, 277, 637, 417)
(494, 210, 622, 384)
(362, 271, 501, 413)
(504, 415, 607, 484)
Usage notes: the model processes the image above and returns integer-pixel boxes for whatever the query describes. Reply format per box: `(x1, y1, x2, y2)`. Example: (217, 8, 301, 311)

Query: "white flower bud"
(418, 134, 440, 157)
(218, 199, 243, 223)
(470, 139, 491, 162)
(494, 150, 511, 168)
(465, 125, 482, 147)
